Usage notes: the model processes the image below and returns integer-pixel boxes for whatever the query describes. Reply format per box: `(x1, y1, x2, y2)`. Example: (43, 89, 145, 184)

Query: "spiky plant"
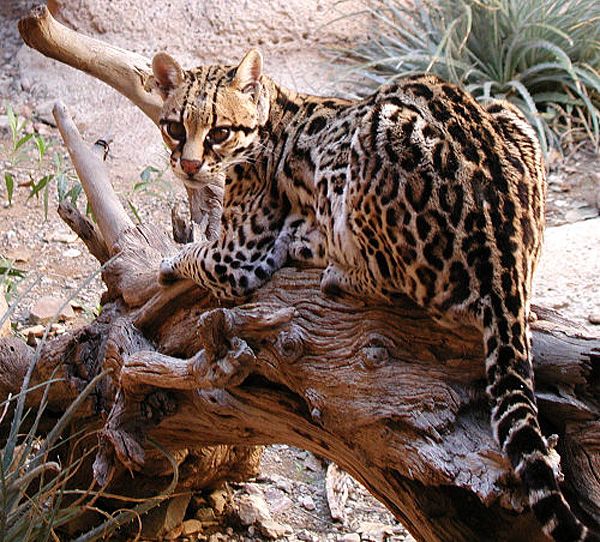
(334, 0, 600, 153)
(0, 275, 173, 541)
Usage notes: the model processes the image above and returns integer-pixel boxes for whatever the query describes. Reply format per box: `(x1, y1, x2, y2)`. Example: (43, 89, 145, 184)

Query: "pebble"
(265, 493, 293, 515)
(564, 205, 598, 223)
(180, 519, 203, 536)
(272, 474, 293, 494)
(46, 230, 78, 244)
(29, 296, 76, 324)
(4, 247, 31, 264)
(303, 453, 322, 472)
(358, 521, 398, 542)
(237, 494, 271, 525)
(338, 535, 361, 542)
(34, 100, 58, 127)
(244, 483, 263, 496)
(4, 230, 17, 245)
(259, 519, 293, 539)
(194, 507, 216, 522)
(297, 530, 318, 542)
(588, 313, 600, 325)
(21, 324, 46, 337)
(63, 248, 82, 258)
(207, 488, 228, 515)
(20, 77, 32, 92)
(299, 494, 316, 511)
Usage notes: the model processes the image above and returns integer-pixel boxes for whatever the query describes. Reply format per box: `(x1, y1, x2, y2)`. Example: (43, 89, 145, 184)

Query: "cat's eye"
(165, 121, 186, 141)
(206, 127, 231, 146)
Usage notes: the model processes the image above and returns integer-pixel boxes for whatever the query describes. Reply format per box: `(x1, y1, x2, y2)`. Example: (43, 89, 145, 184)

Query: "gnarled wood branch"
(19, 5, 162, 124)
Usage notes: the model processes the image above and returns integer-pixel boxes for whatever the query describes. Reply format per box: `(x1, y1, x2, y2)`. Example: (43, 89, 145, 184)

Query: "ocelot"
(151, 49, 597, 542)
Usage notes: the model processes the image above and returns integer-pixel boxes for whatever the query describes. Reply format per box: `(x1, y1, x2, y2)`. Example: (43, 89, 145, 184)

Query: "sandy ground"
(0, 1, 599, 541)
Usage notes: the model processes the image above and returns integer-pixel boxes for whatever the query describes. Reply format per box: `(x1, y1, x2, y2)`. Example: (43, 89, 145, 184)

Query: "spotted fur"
(153, 49, 598, 541)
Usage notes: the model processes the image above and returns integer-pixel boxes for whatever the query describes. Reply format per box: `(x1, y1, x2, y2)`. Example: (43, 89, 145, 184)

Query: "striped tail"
(483, 311, 598, 542)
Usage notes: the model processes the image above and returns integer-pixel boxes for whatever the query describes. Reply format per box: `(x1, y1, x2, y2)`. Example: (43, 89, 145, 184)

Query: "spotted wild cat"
(151, 49, 598, 542)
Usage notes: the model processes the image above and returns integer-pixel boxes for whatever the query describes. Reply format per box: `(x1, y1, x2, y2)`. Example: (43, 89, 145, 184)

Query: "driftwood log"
(2, 5, 598, 541)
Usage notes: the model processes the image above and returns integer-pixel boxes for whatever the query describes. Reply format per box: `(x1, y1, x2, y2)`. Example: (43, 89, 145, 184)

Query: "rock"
(4, 247, 32, 264)
(258, 519, 293, 539)
(45, 230, 78, 244)
(564, 205, 598, 223)
(326, 463, 350, 522)
(303, 452, 322, 472)
(4, 230, 17, 246)
(164, 525, 183, 540)
(194, 507, 216, 522)
(34, 100, 57, 127)
(63, 248, 82, 258)
(33, 122, 54, 136)
(244, 482, 264, 496)
(358, 521, 398, 542)
(207, 488, 228, 515)
(272, 474, 293, 494)
(299, 494, 316, 511)
(295, 449, 309, 460)
(237, 494, 272, 525)
(29, 296, 76, 324)
(141, 493, 192, 539)
(236, 492, 291, 539)
(0, 115, 9, 131)
(264, 492, 293, 515)
(20, 324, 46, 338)
(338, 534, 361, 542)
(180, 519, 204, 536)
(20, 77, 32, 92)
(297, 530, 318, 542)
(0, 293, 11, 338)
(588, 313, 600, 325)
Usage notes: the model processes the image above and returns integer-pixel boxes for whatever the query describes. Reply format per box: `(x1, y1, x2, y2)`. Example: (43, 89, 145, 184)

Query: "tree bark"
(7, 6, 599, 541)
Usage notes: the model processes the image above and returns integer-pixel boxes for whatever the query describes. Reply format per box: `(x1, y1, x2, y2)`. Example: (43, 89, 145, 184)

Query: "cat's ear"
(152, 52, 184, 98)
(232, 49, 263, 94)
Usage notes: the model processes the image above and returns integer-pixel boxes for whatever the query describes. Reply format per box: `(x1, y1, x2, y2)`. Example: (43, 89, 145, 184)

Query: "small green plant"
(126, 160, 171, 224)
(333, 0, 600, 153)
(134, 164, 170, 196)
(0, 258, 26, 303)
(1, 103, 85, 217)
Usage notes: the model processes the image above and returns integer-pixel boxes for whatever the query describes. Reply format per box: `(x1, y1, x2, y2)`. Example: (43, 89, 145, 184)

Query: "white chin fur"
(175, 171, 225, 191)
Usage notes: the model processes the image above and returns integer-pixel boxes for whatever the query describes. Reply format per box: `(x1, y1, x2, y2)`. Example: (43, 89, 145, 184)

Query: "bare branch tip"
(52, 100, 69, 122)
(18, 4, 50, 37)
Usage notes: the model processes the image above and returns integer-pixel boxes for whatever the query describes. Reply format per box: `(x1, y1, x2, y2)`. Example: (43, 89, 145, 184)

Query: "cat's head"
(152, 49, 270, 190)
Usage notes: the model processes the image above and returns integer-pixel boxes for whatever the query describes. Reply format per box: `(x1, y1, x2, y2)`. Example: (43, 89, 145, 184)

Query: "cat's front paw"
(320, 264, 347, 298)
(158, 258, 181, 286)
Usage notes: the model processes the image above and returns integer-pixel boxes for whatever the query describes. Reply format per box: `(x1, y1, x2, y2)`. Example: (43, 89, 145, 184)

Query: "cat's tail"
(484, 307, 599, 542)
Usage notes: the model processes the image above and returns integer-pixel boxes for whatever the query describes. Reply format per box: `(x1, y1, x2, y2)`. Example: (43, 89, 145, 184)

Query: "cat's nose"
(180, 158, 202, 176)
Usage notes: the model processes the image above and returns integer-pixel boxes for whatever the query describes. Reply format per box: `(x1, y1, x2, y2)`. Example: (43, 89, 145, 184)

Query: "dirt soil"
(1, 1, 599, 541)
